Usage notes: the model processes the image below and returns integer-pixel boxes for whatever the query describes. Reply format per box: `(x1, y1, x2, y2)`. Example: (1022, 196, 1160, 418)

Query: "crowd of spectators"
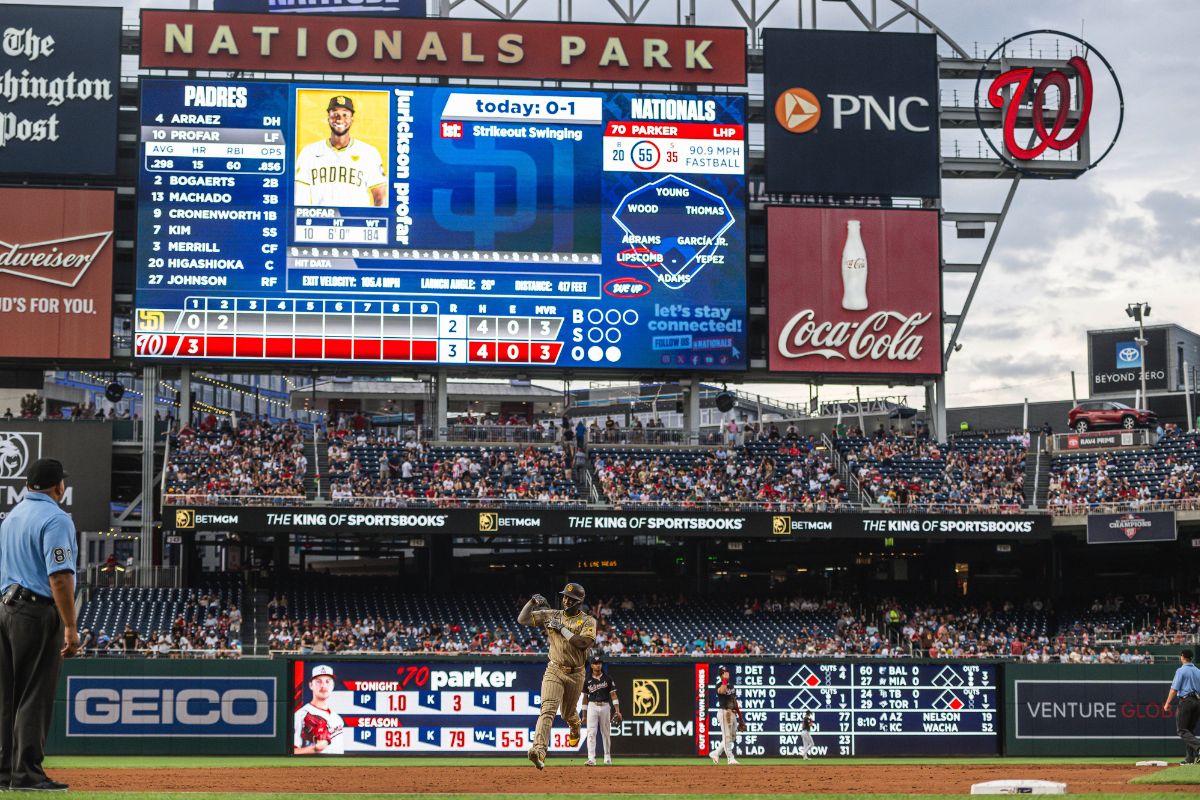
(591, 438, 848, 509)
(326, 430, 582, 504)
(163, 417, 308, 503)
(80, 594, 243, 658)
(1047, 426, 1200, 512)
(258, 590, 1196, 661)
(838, 434, 1027, 512)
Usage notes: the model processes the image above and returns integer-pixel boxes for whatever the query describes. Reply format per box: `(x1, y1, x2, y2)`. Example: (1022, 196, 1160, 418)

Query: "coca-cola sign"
(0, 188, 113, 360)
(767, 207, 941, 376)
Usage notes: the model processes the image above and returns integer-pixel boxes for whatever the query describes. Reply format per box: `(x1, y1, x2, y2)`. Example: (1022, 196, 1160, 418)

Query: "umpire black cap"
(327, 95, 355, 113)
(560, 582, 586, 602)
(26, 458, 67, 490)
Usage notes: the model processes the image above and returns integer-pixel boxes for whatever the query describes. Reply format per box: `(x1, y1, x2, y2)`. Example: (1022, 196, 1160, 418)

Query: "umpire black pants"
(1177, 695, 1200, 762)
(0, 599, 63, 788)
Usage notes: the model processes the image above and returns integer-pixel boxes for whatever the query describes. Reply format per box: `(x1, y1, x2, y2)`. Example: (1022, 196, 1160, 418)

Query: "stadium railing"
(441, 424, 685, 445)
(162, 494, 306, 506)
(1047, 497, 1200, 516)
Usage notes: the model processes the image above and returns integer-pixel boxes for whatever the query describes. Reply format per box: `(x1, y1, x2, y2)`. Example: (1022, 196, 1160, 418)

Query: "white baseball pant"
(801, 729, 815, 756)
(715, 708, 738, 760)
(586, 702, 612, 762)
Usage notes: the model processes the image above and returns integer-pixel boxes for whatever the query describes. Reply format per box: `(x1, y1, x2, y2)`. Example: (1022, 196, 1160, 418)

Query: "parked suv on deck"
(1067, 401, 1157, 433)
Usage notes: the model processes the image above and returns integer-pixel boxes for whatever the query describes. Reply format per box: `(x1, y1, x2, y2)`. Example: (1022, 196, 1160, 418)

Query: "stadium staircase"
(1024, 444, 1050, 509)
(310, 436, 329, 500)
(825, 434, 870, 507)
(247, 585, 271, 656)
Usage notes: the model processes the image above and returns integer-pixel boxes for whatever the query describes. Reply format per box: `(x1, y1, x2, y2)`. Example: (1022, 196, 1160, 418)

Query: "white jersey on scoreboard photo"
(294, 137, 386, 207)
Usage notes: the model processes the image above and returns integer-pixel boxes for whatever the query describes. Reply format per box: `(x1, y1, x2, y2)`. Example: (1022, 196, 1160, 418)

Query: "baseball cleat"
(528, 750, 545, 770)
(710, 751, 720, 764)
(585, 760, 595, 766)
(604, 758, 612, 765)
(728, 757, 740, 765)
(568, 722, 581, 748)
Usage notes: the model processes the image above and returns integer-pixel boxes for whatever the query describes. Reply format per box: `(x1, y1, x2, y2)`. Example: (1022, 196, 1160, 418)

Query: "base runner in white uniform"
(711, 665, 744, 765)
(294, 95, 387, 208)
(582, 655, 622, 765)
(294, 663, 346, 754)
(801, 710, 816, 759)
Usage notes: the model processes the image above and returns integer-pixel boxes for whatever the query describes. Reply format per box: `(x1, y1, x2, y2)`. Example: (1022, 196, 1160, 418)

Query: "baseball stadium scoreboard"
(707, 662, 998, 757)
(294, 660, 998, 756)
(135, 79, 747, 370)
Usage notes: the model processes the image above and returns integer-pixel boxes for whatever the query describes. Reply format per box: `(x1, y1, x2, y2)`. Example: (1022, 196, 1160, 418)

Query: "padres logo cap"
(327, 95, 355, 113)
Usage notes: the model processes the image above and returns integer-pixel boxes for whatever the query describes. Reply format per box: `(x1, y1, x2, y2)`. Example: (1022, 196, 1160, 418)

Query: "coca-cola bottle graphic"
(841, 219, 868, 311)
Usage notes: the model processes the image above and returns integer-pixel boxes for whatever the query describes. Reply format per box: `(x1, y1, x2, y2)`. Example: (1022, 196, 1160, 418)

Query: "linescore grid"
(134, 80, 747, 370)
(703, 662, 998, 757)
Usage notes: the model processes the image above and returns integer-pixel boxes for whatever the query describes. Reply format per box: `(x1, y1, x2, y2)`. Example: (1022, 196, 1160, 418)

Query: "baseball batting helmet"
(560, 582, 586, 602)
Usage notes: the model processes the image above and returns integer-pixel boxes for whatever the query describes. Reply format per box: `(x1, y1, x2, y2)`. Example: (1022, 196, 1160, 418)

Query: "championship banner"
(140, 11, 747, 85)
(163, 505, 1051, 539)
(1086, 510, 1177, 545)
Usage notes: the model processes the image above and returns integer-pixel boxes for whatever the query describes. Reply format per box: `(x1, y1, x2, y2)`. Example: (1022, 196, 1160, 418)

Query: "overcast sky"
(22, 0, 1198, 412)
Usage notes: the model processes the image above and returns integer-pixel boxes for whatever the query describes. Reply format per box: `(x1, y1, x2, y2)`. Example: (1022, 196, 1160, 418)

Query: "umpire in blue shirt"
(1164, 648, 1200, 765)
(0, 458, 81, 791)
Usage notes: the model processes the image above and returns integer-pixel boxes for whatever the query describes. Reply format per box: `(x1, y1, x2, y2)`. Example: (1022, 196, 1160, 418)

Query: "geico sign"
(74, 687, 268, 725)
(66, 677, 276, 737)
(775, 87, 930, 134)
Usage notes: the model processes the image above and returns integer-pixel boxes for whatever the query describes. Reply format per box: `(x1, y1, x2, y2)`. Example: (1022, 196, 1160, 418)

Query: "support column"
(141, 365, 158, 587)
(180, 366, 192, 427)
(434, 369, 448, 440)
(683, 383, 701, 445)
(933, 376, 948, 444)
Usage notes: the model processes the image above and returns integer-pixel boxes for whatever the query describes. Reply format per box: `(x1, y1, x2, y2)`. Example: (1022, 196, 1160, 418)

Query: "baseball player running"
(710, 665, 745, 765)
(518, 582, 597, 770)
(800, 710, 816, 759)
(294, 664, 345, 754)
(294, 95, 387, 207)
(582, 655, 622, 765)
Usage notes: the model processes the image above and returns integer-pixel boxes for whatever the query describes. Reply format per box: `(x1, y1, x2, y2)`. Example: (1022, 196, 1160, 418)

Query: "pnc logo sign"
(774, 88, 820, 133)
(773, 87, 929, 134)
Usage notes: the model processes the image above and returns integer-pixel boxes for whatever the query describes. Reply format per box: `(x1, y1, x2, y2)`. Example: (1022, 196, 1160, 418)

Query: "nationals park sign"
(163, 505, 1050, 539)
(139, 11, 747, 85)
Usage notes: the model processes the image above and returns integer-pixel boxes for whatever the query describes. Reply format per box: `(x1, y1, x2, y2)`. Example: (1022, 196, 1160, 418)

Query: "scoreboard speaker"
(715, 392, 735, 413)
(104, 382, 125, 403)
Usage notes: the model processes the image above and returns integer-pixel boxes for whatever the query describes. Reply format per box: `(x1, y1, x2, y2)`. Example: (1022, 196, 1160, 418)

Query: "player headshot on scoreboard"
(294, 92, 387, 208)
(294, 664, 346, 754)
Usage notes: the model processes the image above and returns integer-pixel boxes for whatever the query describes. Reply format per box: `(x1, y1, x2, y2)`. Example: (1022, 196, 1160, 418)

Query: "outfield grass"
(42, 755, 1178, 769)
(1130, 765, 1200, 784)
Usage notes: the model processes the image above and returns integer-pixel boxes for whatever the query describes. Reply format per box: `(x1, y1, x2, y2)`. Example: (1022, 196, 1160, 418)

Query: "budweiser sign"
(0, 187, 113, 360)
(0, 230, 112, 287)
(767, 207, 941, 376)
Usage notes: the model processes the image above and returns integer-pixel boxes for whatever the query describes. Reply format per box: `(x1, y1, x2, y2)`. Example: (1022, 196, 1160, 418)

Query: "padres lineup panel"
(134, 80, 747, 370)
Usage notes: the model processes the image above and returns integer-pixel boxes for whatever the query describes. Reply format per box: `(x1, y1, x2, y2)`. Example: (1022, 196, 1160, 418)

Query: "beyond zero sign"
(66, 677, 277, 737)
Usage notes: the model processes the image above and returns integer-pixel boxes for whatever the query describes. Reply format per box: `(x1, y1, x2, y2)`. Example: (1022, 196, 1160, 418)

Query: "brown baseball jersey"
(531, 608, 597, 667)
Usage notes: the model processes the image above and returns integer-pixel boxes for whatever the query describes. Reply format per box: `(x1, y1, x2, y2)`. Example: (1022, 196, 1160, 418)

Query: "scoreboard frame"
(132, 77, 750, 377)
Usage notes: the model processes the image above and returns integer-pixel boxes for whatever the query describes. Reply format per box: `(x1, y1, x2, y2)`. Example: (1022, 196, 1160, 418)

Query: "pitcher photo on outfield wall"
(841, 219, 868, 311)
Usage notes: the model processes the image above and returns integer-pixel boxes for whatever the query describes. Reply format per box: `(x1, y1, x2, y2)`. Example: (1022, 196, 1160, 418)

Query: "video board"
(701, 662, 998, 757)
(135, 80, 746, 370)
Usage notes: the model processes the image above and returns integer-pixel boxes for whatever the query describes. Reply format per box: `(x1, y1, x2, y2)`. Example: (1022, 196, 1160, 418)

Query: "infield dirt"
(54, 763, 1189, 794)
